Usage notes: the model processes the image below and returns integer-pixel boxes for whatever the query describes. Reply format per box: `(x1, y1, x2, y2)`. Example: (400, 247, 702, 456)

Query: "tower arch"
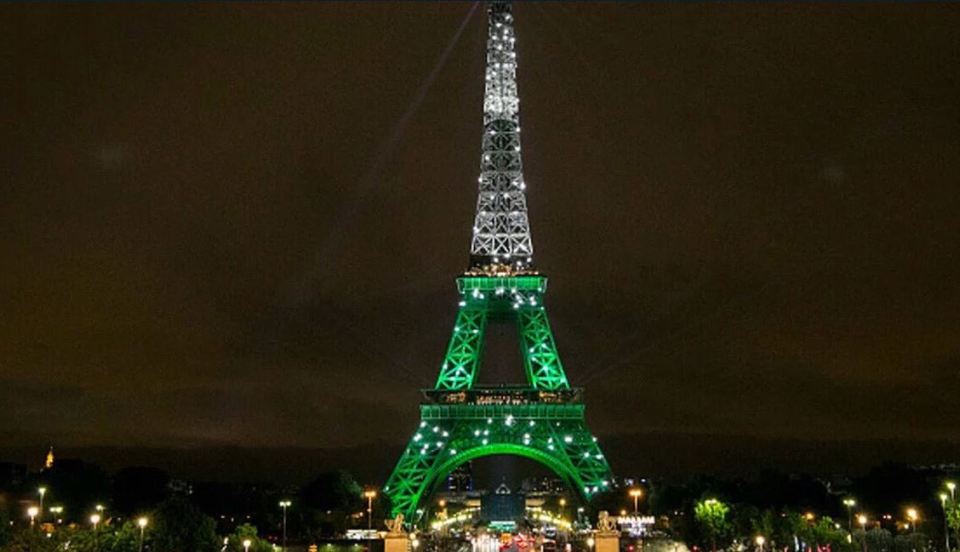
(419, 444, 584, 509)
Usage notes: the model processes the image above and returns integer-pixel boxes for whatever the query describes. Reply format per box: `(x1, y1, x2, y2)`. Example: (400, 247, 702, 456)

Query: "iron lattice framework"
(384, 2, 613, 522)
(470, 1, 533, 270)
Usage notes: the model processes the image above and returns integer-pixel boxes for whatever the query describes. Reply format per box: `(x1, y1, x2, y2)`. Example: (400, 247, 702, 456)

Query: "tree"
(300, 471, 363, 537)
(300, 471, 362, 512)
(748, 509, 776, 545)
(100, 519, 148, 552)
(694, 498, 731, 552)
(151, 497, 219, 552)
(863, 527, 894, 552)
(803, 516, 851, 552)
(224, 523, 274, 552)
(775, 511, 809, 550)
(893, 533, 928, 552)
(113, 466, 170, 515)
(2, 527, 66, 552)
(0, 506, 11, 547)
(947, 500, 960, 552)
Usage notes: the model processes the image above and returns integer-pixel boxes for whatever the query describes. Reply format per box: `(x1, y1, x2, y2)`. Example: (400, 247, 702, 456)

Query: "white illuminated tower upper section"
(469, 2, 534, 273)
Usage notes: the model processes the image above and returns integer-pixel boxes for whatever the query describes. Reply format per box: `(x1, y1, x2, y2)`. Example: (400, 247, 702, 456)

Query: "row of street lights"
(781, 481, 957, 552)
(24, 485, 300, 552)
(24, 494, 149, 552)
(24, 479, 952, 550)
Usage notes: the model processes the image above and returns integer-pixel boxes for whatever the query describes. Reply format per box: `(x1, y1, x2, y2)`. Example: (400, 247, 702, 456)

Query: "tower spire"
(469, 2, 534, 272)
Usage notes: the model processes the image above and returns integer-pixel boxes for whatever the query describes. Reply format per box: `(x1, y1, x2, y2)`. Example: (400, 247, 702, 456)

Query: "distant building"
(446, 462, 473, 492)
(520, 476, 565, 495)
(43, 447, 55, 471)
(168, 478, 194, 496)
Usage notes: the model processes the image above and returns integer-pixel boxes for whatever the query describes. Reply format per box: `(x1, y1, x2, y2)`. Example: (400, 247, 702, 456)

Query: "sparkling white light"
(470, 3, 534, 269)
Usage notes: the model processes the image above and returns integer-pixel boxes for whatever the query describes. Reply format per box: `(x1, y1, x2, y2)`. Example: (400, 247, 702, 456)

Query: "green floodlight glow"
(382, 2, 612, 521)
(385, 423, 611, 520)
(383, 274, 613, 519)
(434, 276, 569, 391)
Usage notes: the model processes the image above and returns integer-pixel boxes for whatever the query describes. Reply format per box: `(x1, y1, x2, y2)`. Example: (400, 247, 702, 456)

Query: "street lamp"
(50, 506, 63, 524)
(243, 538, 252, 552)
(941, 494, 951, 552)
(27, 506, 39, 527)
(948, 482, 957, 502)
(906, 508, 918, 533)
(629, 489, 643, 514)
(137, 517, 148, 552)
(38, 486, 47, 520)
(364, 490, 377, 530)
(91, 513, 102, 551)
(844, 499, 857, 532)
(755, 535, 765, 552)
(279, 500, 292, 551)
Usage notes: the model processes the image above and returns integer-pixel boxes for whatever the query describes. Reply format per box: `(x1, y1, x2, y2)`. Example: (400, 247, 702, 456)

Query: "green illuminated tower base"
(384, 275, 613, 520)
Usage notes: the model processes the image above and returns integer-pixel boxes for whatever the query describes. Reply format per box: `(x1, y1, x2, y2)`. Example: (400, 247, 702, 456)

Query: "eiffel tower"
(383, 2, 613, 520)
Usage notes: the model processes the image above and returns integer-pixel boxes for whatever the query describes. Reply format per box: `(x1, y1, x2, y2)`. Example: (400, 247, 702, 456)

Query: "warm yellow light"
(95, 504, 105, 512)
(843, 498, 856, 507)
(364, 490, 377, 499)
(90, 514, 101, 525)
(587, 537, 595, 548)
(805, 512, 815, 521)
(137, 517, 148, 528)
(948, 482, 957, 492)
(858, 515, 868, 527)
(941, 493, 949, 503)
(243, 539, 252, 550)
(906, 508, 918, 521)
(279, 500, 292, 508)
(438, 499, 446, 508)
(755, 536, 765, 546)
(27, 506, 39, 518)
(38, 487, 47, 497)
(629, 489, 643, 498)
(559, 498, 567, 507)
(620, 509, 627, 516)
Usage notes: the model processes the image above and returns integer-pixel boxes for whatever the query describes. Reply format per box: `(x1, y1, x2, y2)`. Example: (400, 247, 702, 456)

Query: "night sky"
(2, 3, 960, 477)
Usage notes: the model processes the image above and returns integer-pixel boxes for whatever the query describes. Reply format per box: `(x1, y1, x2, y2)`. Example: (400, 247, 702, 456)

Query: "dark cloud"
(1, 3, 959, 474)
